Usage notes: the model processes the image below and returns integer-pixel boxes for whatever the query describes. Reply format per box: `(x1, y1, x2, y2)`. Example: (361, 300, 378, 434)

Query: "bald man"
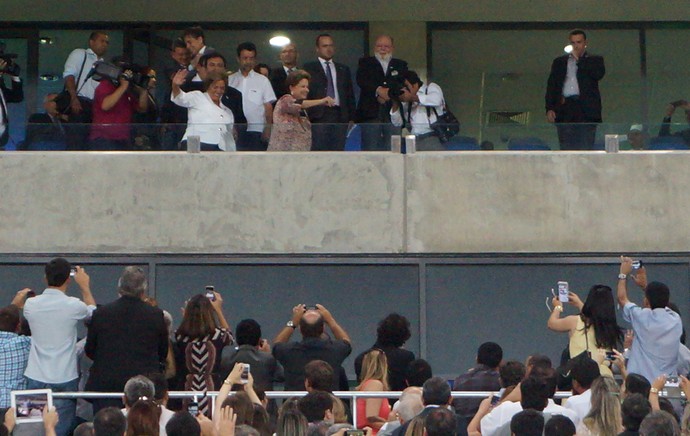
(356, 35, 408, 151)
(272, 304, 351, 391)
(270, 43, 299, 99)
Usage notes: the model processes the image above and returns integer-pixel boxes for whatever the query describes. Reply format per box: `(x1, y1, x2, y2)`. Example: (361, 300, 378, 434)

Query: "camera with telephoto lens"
(91, 60, 153, 89)
(0, 42, 20, 76)
(385, 69, 407, 100)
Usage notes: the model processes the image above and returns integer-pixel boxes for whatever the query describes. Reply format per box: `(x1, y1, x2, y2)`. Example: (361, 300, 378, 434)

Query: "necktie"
(324, 61, 335, 99)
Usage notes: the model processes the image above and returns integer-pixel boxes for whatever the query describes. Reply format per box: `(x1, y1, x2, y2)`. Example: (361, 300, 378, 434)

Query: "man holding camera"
(658, 99, 690, 147)
(89, 62, 150, 150)
(356, 35, 408, 151)
(390, 70, 447, 151)
(272, 304, 351, 391)
(0, 57, 23, 149)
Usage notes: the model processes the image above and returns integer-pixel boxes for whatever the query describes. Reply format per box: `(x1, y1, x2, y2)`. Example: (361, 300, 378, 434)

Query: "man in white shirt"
(24, 257, 96, 436)
(63, 31, 109, 115)
(0, 56, 23, 149)
(480, 370, 578, 436)
(228, 41, 276, 151)
(390, 70, 446, 151)
(562, 357, 599, 427)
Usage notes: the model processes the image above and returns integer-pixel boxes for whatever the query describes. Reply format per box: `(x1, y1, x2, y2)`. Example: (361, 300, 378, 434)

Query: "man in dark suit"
(303, 34, 356, 151)
(356, 35, 408, 151)
(0, 57, 24, 149)
(85, 266, 168, 415)
(392, 377, 468, 436)
(270, 43, 298, 100)
(545, 29, 605, 150)
(24, 93, 69, 150)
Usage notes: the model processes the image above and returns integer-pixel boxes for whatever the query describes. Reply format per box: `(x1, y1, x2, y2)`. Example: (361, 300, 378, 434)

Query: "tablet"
(10, 389, 53, 423)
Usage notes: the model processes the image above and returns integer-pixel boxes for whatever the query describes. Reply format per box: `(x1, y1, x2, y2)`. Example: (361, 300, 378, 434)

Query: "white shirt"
(0, 76, 20, 139)
(480, 399, 578, 436)
(227, 70, 276, 133)
(562, 55, 580, 97)
(24, 288, 94, 384)
(318, 57, 340, 106)
(63, 48, 101, 100)
(390, 82, 445, 136)
(563, 389, 591, 427)
(375, 54, 391, 75)
(171, 89, 235, 151)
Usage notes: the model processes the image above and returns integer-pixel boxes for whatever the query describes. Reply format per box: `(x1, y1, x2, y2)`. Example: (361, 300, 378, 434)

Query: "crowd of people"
(0, 255, 689, 436)
(4, 27, 690, 152)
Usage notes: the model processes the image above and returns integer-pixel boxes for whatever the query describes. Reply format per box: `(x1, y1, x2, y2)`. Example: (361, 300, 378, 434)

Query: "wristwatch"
(618, 273, 627, 280)
(286, 320, 296, 329)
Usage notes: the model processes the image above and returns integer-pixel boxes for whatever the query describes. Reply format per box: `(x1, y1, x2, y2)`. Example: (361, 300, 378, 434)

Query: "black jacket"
(302, 60, 356, 123)
(545, 52, 605, 122)
(355, 56, 408, 122)
(85, 296, 168, 392)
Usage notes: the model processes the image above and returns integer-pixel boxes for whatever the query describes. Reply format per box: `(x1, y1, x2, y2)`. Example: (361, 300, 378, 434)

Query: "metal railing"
(52, 390, 576, 425)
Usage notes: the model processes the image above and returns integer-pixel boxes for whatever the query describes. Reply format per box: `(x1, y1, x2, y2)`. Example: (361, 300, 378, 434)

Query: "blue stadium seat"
(507, 137, 551, 151)
(345, 124, 362, 151)
(445, 135, 479, 150)
(647, 136, 690, 150)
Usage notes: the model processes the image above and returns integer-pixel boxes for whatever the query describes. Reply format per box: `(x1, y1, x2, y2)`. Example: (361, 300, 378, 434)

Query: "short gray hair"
(123, 375, 155, 407)
(118, 266, 148, 297)
(396, 392, 424, 422)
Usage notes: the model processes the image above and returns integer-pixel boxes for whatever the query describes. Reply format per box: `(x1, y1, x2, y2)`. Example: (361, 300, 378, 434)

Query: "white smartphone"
(557, 281, 569, 303)
(11, 389, 53, 423)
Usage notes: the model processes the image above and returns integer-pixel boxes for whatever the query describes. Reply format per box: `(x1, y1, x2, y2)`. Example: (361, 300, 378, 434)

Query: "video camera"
(90, 60, 153, 89)
(0, 42, 20, 76)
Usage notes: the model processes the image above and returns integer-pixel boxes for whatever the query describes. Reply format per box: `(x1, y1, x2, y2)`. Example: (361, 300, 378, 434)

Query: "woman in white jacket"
(171, 70, 235, 151)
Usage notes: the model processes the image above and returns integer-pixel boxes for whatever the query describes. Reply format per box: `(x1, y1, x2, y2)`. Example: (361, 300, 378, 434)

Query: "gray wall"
(4, 0, 690, 22)
(4, 152, 690, 254)
(1, 255, 687, 380)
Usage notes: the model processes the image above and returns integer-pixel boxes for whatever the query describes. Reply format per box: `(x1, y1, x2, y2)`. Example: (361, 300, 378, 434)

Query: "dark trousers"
(237, 130, 267, 151)
(65, 102, 93, 151)
(311, 107, 348, 151)
(555, 97, 598, 150)
(360, 120, 400, 151)
(180, 140, 222, 152)
(89, 138, 130, 151)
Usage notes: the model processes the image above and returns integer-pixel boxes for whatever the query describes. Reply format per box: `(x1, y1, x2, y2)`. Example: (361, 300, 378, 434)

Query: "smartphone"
(305, 305, 318, 310)
(490, 395, 501, 406)
(70, 267, 77, 277)
(663, 376, 682, 398)
(205, 285, 215, 301)
(241, 364, 250, 384)
(632, 260, 642, 269)
(26, 290, 36, 299)
(557, 281, 569, 303)
(605, 351, 616, 361)
(345, 431, 365, 436)
(187, 402, 199, 416)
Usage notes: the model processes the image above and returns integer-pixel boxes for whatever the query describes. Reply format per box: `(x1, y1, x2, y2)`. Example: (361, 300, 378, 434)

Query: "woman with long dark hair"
(174, 291, 233, 416)
(548, 284, 624, 376)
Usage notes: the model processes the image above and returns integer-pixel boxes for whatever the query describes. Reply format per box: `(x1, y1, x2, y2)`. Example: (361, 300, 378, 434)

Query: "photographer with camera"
(658, 99, 690, 147)
(0, 52, 24, 149)
(389, 70, 446, 151)
(89, 59, 150, 151)
(356, 35, 408, 151)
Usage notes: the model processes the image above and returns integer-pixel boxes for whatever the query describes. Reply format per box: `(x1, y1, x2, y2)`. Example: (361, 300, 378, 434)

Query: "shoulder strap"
(74, 51, 89, 95)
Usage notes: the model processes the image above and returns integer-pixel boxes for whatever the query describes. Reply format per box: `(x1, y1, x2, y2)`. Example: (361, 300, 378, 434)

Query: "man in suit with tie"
(0, 57, 24, 149)
(545, 29, 605, 150)
(303, 34, 356, 151)
(270, 43, 298, 100)
(356, 35, 408, 151)
(24, 93, 69, 150)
